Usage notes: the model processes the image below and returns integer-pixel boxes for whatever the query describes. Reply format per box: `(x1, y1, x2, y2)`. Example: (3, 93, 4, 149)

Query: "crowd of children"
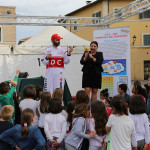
(0, 70, 150, 150)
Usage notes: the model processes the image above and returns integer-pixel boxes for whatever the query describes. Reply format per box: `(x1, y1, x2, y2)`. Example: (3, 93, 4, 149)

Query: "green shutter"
(144, 35, 150, 46)
(140, 10, 150, 19)
(139, 13, 143, 19)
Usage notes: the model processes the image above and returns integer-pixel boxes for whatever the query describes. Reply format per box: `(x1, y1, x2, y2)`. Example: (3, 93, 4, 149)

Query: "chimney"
(86, 1, 92, 5)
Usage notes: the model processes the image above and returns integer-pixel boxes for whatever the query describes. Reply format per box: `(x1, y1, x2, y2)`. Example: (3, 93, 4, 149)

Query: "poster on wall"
(93, 26, 131, 97)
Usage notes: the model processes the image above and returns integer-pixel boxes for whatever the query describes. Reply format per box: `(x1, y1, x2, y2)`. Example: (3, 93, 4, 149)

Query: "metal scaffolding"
(0, 0, 149, 27)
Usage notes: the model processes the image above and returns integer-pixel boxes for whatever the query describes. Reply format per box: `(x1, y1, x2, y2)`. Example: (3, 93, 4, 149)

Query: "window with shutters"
(92, 11, 101, 24)
(139, 10, 150, 19)
(143, 34, 150, 46)
(144, 61, 150, 80)
(74, 21, 77, 31)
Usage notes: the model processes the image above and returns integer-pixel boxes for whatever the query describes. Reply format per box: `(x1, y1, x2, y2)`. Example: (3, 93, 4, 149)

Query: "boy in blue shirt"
(118, 83, 130, 105)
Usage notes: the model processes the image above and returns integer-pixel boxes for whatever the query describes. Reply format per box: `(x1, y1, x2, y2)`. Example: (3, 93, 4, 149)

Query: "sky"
(0, 0, 94, 42)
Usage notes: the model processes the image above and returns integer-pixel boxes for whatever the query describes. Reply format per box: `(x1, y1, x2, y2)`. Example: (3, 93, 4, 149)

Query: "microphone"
(38, 58, 41, 66)
(84, 46, 89, 51)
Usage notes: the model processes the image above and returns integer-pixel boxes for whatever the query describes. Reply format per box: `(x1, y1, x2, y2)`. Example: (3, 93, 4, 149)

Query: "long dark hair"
(134, 84, 147, 99)
(35, 85, 43, 100)
(75, 90, 89, 105)
(66, 101, 75, 123)
(21, 108, 34, 139)
(105, 97, 112, 105)
(91, 101, 108, 136)
(90, 41, 98, 47)
(111, 95, 128, 115)
(129, 95, 146, 114)
(48, 98, 63, 114)
(100, 89, 109, 98)
(40, 91, 51, 113)
(13, 92, 20, 104)
(66, 101, 75, 131)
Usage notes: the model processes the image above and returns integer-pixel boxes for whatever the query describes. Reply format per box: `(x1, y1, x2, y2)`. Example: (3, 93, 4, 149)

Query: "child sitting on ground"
(0, 105, 14, 150)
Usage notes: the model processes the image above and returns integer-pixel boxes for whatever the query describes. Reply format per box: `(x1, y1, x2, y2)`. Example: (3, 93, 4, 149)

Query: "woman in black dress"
(80, 41, 104, 103)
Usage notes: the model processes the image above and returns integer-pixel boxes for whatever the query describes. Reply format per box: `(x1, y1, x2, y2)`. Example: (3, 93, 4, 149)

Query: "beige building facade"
(0, 6, 16, 45)
(66, 0, 150, 80)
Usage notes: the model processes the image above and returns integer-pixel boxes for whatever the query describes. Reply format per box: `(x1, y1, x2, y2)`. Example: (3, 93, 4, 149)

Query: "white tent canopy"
(0, 45, 11, 54)
(0, 45, 13, 82)
(14, 26, 90, 54)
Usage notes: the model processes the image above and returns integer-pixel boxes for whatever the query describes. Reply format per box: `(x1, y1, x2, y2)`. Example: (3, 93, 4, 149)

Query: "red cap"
(51, 34, 63, 40)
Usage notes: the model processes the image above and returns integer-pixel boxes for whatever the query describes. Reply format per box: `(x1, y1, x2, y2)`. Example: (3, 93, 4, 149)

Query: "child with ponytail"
(105, 95, 137, 150)
(0, 108, 45, 150)
(100, 89, 109, 103)
(104, 97, 111, 117)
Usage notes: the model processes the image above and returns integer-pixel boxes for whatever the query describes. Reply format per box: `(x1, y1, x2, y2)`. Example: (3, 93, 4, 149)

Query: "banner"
(94, 26, 131, 97)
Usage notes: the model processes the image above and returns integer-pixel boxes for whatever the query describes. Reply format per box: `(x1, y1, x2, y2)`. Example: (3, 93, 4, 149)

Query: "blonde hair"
(74, 103, 89, 119)
(52, 88, 63, 100)
(0, 105, 14, 120)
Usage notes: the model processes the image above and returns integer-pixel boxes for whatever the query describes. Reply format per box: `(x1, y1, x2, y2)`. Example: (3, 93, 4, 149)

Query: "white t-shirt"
(129, 113, 150, 144)
(106, 114, 136, 150)
(61, 110, 71, 131)
(19, 99, 39, 126)
(61, 110, 68, 120)
(38, 107, 49, 128)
